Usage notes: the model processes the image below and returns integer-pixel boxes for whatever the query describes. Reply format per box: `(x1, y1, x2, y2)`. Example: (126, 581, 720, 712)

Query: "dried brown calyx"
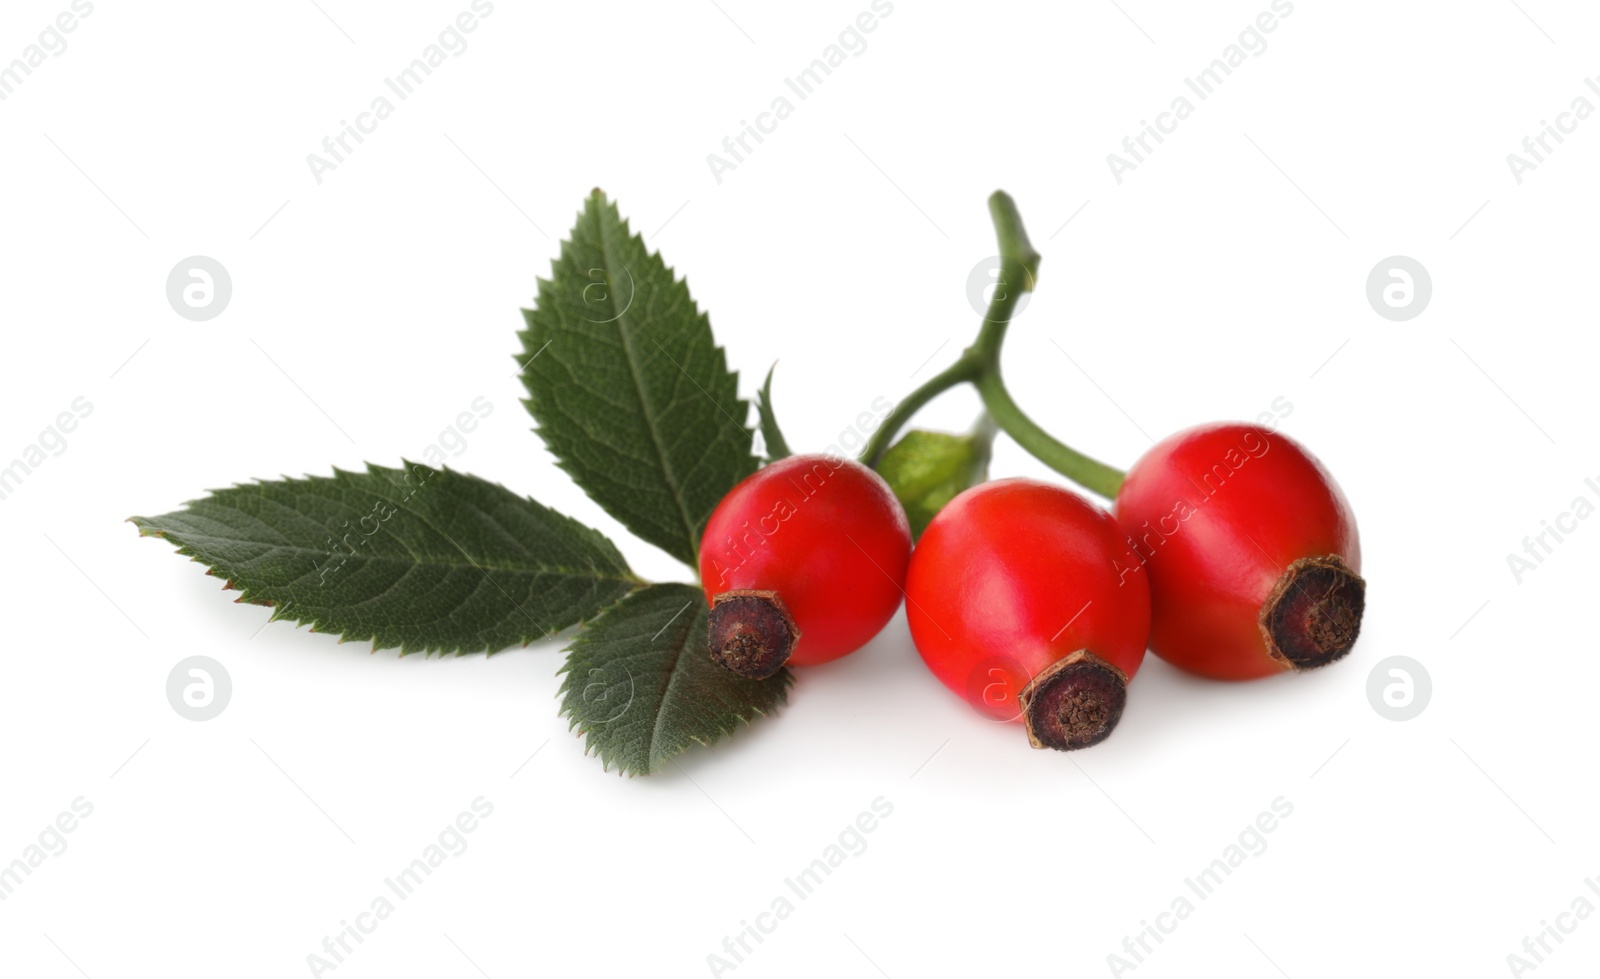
(707, 590, 800, 680)
(1260, 554, 1366, 671)
(1018, 650, 1128, 751)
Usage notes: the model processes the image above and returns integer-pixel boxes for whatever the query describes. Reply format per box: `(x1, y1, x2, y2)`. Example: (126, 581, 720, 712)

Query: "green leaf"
(131, 463, 640, 656)
(518, 190, 758, 569)
(559, 583, 791, 776)
(755, 363, 792, 462)
(877, 428, 993, 538)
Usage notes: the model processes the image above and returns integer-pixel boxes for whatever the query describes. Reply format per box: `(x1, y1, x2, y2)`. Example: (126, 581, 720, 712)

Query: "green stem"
(970, 193, 1125, 498)
(860, 354, 980, 467)
(858, 190, 1031, 467)
(859, 190, 1128, 500)
(970, 191, 1041, 361)
(975, 371, 1125, 498)
(968, 411, 999, 471)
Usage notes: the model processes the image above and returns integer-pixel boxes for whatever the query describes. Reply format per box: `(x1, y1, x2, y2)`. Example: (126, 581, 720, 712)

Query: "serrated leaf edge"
(130, 461, 644, 657)
(554, 590, 793, 777)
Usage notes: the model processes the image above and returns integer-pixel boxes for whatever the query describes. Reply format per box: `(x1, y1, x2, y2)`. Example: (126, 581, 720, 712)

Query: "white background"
(1, 1, 1596, 976)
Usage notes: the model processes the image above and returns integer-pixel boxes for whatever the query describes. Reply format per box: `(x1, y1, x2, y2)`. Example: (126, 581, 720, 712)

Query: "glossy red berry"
(1113, 423, 1364, 681)
(905, 479, 1150, 750)
(699, 454, 912, 678)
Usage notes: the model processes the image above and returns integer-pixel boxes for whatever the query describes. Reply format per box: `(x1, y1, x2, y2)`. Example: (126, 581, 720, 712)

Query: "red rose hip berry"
(905, 479, 1151, 751)
(1113, 423, 1365, 681)
(699, 454, 912, 679)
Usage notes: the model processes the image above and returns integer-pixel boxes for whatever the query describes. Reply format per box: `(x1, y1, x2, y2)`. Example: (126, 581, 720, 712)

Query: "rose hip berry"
(905, 479, 1150, 751)
(698, 454, 912, 679)
(1113, 422, 1365, 681)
